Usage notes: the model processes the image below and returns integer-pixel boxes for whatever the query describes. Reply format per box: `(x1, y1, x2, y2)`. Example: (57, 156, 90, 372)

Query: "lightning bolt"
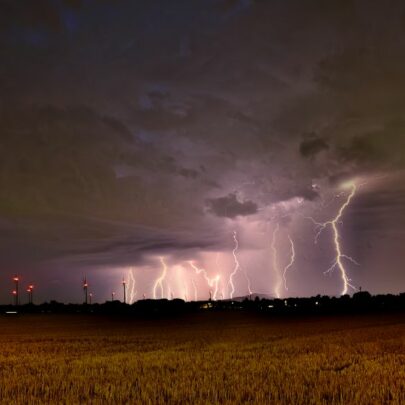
(242, 268, 252, 297)
(229, 231, 240, 299)
(191, 278, 198, 301)
(307, 182, 359, 295)
(215, 253, 226, 300)
(227, 231, 251, 298)
(271, 223, 282, 299)
(188, 261, 220, 300)
(153, 257, 167, 299)
(183, 282, 188, 302)
(282, 236, 295, 292)
(127, 268, 137, 304)
(211, 276, 220, 301)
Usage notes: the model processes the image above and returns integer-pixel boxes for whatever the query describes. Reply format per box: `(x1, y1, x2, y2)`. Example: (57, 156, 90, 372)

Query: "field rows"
(0, 313, 404, 404)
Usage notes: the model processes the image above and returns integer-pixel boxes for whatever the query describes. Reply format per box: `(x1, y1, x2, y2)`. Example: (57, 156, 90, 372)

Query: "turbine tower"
(122, 277, 126, 304)
(13, 276, 19, 306)
(27, 284, 34, 304)
(83, 276, 88, 305)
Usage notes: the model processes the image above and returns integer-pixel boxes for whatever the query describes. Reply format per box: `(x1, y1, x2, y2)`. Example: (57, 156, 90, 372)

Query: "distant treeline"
(2, 291, 405, 316)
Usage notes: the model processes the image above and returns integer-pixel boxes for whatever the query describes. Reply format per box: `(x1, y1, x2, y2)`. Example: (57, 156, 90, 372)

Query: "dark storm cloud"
(1, 0, 405, 300)
(0, 0, 86, 34)
(299, 135, 329, 158)
(58, 225, 220, 266)
(0, 103, 209, 222)
(206, 193, 258, 218)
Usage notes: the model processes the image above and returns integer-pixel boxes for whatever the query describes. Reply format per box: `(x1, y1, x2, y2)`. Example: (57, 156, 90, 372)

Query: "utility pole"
(111, 291, 115, 302)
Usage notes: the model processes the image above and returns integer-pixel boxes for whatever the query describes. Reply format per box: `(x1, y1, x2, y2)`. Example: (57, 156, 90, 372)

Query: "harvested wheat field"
(0, 311, 404, 404)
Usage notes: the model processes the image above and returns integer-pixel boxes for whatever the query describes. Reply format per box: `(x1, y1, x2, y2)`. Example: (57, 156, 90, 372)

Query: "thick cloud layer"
(206, 193, 258, 218)
(1, 0, 405, 302)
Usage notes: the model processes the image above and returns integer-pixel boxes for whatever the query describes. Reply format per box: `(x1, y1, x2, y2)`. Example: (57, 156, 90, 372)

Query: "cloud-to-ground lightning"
(191, 278, 198, 301)
(271, 223, 283, 299)
(127, 268, 137, 304)
(282, 235, 295, 292)
(188, 261, 220, 300)
(183, 282, 188, 302)
(227, 230, 251, 298)
(215, 253, 227, 300)
(241, 268, 252, 297)
(153, 257, 168, 299)
(308, 182, 359, 295)
(229, 231, 240, 299)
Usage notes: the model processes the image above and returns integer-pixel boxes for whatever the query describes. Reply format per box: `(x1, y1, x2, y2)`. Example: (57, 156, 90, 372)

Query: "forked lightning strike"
(188, 261, 220, 300)
(153, 257, 168, 299)
(282, 236, 295, 291)
(308, 182, 359, 295)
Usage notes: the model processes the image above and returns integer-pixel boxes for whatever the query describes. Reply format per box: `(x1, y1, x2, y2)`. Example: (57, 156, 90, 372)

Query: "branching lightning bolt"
(153, 257, 167, 299)
(307, 182, 359, 295)
(282, 236, 295, 292)
(188, 261, 220, 300)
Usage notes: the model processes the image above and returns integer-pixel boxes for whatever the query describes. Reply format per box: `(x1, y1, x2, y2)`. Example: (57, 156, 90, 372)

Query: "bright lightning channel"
(188, 261, 220, 300)
(153, 257, 167, 299)
(191, 278, 198, 301)
(229, 231, 240, 299)
(228, 230, 251, 299)
(128, 268, 137, 304)
(271, 223, 283, 299)
(282, 236, 295, 292)
(183, 282, 188, 302)
(215, 253, 226, 300)
(308, 182, 359, 295)
(241, 268, 252, 297)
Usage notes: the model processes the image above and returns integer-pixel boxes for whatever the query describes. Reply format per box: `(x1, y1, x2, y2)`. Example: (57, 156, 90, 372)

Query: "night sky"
(1, 0, 405, 303)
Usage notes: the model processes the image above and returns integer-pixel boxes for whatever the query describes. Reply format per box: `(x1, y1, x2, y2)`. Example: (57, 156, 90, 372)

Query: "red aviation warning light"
(13, 276, 20, 305)
(27, 284, 34, 304)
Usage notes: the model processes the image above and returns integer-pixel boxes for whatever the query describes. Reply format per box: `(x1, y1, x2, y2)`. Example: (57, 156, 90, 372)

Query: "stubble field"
(0, 311, 404, 404)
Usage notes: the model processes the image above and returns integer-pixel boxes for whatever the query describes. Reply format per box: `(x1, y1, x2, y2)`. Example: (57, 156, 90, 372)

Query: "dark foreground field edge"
(3, 291, 405, 317)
